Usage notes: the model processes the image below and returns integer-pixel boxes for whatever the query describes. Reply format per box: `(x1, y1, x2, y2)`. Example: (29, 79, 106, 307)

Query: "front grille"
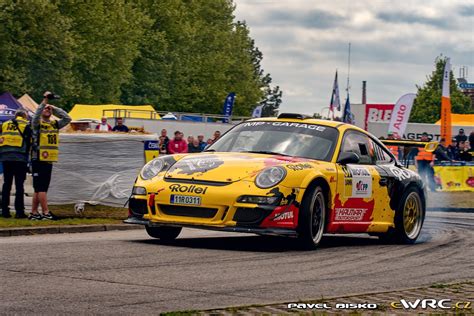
(233, 207, 266, 224)
(129, 198, 148, 215)
(159, 205, 218, 218)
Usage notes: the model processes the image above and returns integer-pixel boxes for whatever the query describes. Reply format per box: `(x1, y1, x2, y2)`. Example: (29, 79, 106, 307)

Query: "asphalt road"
(1, 211, 473, 314)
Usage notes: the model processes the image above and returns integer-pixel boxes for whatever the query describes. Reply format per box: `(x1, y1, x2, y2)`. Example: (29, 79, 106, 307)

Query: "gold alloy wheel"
(403, 192, 422, 239)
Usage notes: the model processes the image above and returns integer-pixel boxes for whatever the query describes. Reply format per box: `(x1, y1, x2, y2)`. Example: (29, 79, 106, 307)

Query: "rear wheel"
(381, 186, 424, 244)
(297, 186, 326, 249)
(145, 226, 182, 240)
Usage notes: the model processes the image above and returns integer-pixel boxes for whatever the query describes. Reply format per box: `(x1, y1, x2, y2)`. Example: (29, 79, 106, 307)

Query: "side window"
(371, 140, 393, 164)
(340, 131, 374, 164)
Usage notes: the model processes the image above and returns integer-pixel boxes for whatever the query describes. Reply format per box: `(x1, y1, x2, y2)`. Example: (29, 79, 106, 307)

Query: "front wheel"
(297, 186, 326, 249)
(145, 226, 182, 240)
(381, 186, 425, 244)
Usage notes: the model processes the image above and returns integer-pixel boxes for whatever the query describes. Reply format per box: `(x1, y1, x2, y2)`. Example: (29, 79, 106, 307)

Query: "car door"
(328, 130, 392, 233)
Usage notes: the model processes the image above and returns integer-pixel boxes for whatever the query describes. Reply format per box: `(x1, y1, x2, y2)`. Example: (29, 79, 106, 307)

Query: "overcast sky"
(233, 0, 473, 116)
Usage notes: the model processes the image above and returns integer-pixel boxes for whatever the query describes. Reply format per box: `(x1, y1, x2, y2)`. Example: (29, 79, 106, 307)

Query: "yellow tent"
(69, 104, 160, 121)
(435, 114, 474, 126)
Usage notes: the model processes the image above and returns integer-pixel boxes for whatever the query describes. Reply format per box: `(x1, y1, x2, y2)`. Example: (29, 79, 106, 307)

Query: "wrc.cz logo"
(390, 299, 471, 310)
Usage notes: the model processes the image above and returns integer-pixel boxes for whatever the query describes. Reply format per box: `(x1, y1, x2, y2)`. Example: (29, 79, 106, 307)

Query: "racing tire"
(145, 226, 182, 240)
(380, 186, 425, 244)
(297, 186, 326, 249)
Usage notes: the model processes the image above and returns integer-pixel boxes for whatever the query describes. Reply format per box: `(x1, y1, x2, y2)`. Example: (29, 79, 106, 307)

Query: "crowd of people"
(158, 129, 221, 154)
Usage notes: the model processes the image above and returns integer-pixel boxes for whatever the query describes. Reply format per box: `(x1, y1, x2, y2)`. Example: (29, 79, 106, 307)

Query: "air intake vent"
(277, 113, 312, 120)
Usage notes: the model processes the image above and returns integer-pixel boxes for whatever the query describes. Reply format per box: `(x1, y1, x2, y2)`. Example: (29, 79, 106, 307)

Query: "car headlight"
(132, 186, 147, 195)
(255, 166, 287, 188)
(140, 158, 164, 180)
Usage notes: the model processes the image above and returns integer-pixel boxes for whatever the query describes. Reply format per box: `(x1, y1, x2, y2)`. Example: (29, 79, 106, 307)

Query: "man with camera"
(29, 91, 71, 220)
(0, 110, 31, 218)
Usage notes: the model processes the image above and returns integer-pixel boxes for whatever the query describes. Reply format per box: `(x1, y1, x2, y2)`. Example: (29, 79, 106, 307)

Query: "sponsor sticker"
(347, 165, 372, 198)
(334, 208, 367, 221)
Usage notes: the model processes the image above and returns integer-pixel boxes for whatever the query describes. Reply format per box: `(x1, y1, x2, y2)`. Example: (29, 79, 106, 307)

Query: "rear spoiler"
(381, 140, 438, 153)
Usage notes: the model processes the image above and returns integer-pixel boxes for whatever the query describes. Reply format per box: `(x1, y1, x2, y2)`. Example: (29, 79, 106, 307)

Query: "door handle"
(379, 178, 388, 186)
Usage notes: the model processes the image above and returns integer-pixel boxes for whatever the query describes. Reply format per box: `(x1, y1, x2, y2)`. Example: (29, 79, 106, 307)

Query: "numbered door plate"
(170, 195, 201, 206)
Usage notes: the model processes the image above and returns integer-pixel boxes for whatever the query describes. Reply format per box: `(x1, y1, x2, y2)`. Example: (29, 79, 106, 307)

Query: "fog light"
(132, 186, 147, 195)
(237, 195, 280, 205)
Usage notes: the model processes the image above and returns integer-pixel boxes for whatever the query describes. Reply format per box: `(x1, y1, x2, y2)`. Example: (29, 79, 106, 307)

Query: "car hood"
(164, 152, 313, 183)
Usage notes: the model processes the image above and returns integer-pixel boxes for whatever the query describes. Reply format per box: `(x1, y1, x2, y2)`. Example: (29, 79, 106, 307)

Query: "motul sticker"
(334, 208, 367, 221)
(347, 165, 372, 198)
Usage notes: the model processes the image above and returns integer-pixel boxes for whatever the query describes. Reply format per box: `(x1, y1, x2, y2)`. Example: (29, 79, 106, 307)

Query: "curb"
(0, 224, 143, 237)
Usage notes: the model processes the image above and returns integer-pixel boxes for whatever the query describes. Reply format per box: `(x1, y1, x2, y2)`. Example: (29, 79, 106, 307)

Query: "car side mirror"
(337, 152, 360, 165)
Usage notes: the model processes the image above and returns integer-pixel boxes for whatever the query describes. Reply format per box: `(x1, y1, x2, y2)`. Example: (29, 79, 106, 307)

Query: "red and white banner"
(364, 104, 394, 130)
(388, 93, 416, 138)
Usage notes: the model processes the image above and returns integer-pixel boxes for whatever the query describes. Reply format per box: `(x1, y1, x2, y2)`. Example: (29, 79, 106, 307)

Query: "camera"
(46, 93, 61, 100)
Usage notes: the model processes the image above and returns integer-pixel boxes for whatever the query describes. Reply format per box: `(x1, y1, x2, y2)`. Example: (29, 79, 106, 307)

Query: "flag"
(329, 71, 341, 116)
(441, 58, 452, 146)
(342, 93, 353, 124)
(222, 92, 236, 123)
(388, 93, 416, 138)
(252, 105, 263, 118)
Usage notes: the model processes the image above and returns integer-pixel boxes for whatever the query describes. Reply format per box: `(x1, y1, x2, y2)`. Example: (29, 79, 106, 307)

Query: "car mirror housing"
(337, 152, 360, 165)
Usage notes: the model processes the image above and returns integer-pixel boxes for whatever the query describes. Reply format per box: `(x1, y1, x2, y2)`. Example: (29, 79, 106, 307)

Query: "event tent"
(0, 92, 24, 122)
(69, 104, 160, 121)
(435, 114, 474, 126)
(17, 93, 39, 114)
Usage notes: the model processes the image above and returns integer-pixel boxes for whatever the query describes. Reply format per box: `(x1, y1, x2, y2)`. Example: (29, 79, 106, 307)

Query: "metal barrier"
(102, 109, 251, 123)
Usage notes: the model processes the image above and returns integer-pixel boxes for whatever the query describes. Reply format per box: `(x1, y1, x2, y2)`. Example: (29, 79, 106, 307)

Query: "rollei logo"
(169, 184, 208, 194)
(356, 181, 368, 191)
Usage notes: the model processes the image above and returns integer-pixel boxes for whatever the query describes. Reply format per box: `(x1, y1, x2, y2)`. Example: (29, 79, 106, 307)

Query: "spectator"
(168, 131, 188, 154)
(160, 129, 169, 154)
(454, 128, 467, 147)
(212, 130, 221, 143)
(187, 135, 194, 145)
(434, 138, 453, 162)
(188, 139, 202, 153)
(0, 110, 31, 218)
(415, 132, 436, 192)
(30, 91, 72, 220)
(112, 117, 129, 132)
(96, 117, 112, 132)
(159, 136, 168, 155)
(455, 141, 472, 161)
(197, 135, 206, 151)
(469, 131, 474, 151)
(206, 138, 213, 146)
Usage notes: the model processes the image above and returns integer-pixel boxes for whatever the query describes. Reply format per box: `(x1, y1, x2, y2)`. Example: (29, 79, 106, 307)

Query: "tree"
(0, 0, 77, 106)
(261, 85, 282, 117)
(410, 56, 472, 123)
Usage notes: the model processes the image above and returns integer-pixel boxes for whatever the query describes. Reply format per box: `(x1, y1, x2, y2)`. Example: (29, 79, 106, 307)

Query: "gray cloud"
(459, 5, 474, 16)
(260, 9, 343, 29)
(376, 11, 452, 29)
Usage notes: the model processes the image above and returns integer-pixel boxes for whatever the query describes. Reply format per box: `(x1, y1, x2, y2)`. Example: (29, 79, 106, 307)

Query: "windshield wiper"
(240, 150, 291, 157)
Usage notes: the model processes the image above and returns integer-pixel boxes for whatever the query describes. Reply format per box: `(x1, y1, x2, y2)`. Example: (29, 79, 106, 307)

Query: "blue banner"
(222, 92, 236, 123)
(342, 93, 354, 124)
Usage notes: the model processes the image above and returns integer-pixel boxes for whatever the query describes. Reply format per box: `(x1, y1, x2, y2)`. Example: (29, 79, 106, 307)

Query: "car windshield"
(207, 121, 339, 161)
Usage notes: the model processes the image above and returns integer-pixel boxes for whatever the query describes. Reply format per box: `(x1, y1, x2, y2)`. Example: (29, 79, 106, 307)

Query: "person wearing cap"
(0, 110, 32, 218)
(415, 132, 436, 191)
(29, 91, 71, 220)
(96, 117, 112, 132)
(454, 128, 467, 147)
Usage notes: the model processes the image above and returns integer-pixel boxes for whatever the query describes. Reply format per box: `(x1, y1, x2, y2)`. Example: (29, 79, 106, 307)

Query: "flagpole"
(346, 43, 351, 95)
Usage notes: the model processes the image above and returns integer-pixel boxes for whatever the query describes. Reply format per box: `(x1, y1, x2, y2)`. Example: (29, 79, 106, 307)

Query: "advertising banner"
(388, 93, 416, 138)
(434, 163, 474, 192)
(441, 58, 452, 145)
(364, 103, 394, 130)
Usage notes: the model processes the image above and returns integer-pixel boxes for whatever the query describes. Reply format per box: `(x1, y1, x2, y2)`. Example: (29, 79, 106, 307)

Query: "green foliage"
(410, 56, 472, 123)
(0, 0, 279, 115)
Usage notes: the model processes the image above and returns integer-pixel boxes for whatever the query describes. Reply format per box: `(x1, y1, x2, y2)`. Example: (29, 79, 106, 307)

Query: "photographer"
(29, 91, 71, 220)
(0, 110, 31, 218)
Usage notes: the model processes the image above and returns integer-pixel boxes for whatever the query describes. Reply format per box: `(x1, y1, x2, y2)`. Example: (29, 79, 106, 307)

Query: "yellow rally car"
(125, 113, 426, 248)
